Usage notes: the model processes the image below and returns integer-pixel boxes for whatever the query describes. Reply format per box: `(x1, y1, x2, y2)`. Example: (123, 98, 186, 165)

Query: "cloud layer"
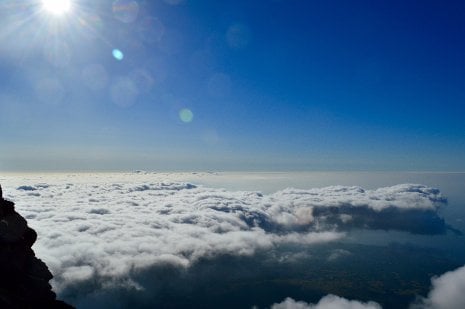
(0, 173, 451, 306)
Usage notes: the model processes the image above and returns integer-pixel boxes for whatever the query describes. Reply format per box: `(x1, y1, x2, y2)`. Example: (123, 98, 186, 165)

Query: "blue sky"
(0, 0, 464, 171)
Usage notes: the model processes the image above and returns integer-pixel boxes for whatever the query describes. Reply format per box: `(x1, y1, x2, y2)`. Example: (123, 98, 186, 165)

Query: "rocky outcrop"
(0, 185, 74, 308)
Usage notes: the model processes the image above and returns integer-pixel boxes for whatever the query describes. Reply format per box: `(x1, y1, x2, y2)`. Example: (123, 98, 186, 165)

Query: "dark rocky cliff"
(0, 185, 74, 308)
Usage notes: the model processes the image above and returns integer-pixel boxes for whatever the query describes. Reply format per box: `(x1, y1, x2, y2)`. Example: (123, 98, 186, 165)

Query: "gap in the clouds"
(57, 243, 463, 309)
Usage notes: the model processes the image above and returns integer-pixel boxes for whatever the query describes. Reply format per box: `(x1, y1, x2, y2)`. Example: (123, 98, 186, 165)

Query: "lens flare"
(112, 49, 124, 61)
(112, 0, 140, 24)
(179, 108, 194, 123)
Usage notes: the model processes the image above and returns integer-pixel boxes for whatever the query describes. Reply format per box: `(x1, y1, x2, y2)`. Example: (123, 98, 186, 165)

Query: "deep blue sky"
(1, 0, 464, 171)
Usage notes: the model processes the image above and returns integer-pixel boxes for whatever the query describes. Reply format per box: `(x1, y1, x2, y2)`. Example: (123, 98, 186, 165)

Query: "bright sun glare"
(41, 0, 72, 15)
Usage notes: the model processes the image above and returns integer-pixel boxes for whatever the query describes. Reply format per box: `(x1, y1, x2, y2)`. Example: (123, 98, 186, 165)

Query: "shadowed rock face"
(0, 185, 74, 309)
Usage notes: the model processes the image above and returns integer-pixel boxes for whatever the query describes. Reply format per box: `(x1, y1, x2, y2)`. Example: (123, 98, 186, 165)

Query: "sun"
(41, 0, 72, 15)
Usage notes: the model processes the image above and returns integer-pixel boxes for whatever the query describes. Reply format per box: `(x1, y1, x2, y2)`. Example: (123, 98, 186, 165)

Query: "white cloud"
(271, 264, 465, 309)
(0, 173, 449, 305)
(271, 295, 382, 309)
(411, 265, 465, 309)
(327, 249, 352, 262)
(270, 184, 444, 213)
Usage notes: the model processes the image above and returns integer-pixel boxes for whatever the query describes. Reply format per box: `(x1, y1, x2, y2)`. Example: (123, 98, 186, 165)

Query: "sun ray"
(41, 0, 72, 16)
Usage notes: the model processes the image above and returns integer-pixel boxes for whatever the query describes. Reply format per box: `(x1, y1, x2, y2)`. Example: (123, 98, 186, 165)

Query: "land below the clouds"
(59, 242, 463, 308)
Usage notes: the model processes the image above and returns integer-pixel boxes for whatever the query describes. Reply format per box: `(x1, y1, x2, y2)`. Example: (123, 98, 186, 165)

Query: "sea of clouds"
(1, 173, 463, 308)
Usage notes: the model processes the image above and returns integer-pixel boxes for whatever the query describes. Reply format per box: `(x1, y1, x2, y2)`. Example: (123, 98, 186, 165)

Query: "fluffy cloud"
(270, 295, 382, 309)
(411, 265, 465, 309)
(0, 173, 451, 306)
(268, 185, 447, 234)
(272, 264, 465, 309)
(327, 249, 352, 262)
